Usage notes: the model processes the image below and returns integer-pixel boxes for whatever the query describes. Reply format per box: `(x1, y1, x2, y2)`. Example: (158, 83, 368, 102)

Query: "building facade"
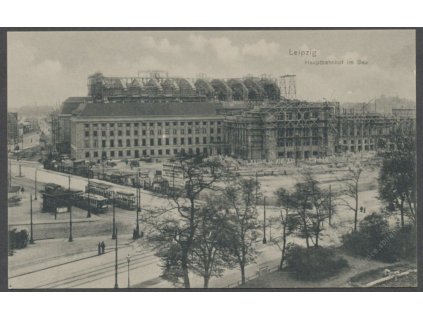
(69, 102, 223, 161)
(223, 101, 340, 161)
(54, 72, 415, 162)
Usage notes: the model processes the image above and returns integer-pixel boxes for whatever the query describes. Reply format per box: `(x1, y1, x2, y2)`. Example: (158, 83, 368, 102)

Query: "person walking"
(101, 241, 105, 254)
(98, 242, 101, 255)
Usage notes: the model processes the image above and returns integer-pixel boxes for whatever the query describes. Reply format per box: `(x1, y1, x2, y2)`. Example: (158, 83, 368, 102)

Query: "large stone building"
(53, 72, 414, 162)
(224, 103, 401, 161)
(69, 102, 223, 160)
(224, 101, 340, 161)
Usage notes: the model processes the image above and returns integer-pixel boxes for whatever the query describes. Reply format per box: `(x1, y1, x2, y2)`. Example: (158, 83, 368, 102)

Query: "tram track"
(12, 249, 158, 289)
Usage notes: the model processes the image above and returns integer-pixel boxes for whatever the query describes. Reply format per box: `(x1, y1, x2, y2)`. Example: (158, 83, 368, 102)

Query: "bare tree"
(224, 178, 260, 284)
(283, 172, 332, 249)
(339, 167, 362, 232)
(273, 188, 296, 269)
(378, 120, 416, 227)
(190, 196, 235, 288)
(148, 154, 228, 288)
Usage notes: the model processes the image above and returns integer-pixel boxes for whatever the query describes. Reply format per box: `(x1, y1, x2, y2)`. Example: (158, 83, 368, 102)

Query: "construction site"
(48, 71, 415, 164)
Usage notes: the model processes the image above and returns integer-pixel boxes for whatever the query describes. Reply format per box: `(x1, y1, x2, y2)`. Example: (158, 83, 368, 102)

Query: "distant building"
(392, 108, 416, 118)
(7, 112, 18, 149)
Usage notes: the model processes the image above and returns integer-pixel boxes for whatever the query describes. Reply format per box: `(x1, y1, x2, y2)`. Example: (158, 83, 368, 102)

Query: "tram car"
(114, 191, 136, 210)
(86, 181, 114, 201)
(73, 192, 109, 213)
(41, 183, 82, 213)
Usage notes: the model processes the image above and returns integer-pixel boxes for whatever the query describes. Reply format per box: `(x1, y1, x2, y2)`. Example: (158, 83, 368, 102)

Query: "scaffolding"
(279, 75, 297, 99)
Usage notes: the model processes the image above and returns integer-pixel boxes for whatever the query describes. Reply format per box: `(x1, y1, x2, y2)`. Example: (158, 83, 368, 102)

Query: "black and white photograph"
(5, 29, 417, 290)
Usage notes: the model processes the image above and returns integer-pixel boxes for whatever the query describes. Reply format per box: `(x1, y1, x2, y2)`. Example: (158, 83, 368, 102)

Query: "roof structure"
(61, 97, 91, 114)
(72, 102, 223, 118)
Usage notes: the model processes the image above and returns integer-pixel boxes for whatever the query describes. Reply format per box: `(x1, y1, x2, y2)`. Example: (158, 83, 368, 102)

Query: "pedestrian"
(101, 241, 105, 254)
(98, 242, 101, 255)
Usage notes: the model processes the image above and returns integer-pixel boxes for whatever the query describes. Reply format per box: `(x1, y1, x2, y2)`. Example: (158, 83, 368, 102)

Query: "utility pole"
(135, 168, 140, 239)
(328, 184, 332, 226)
(68, 203, 73, 242)
(29, 194, 34, 244)
(112, 193, 116, 239)
(114, 228, 119, 289)
(262, 196, 267, 244)
(255, 171, 258, 206)
(127, 254, 131, 288)
(66, 174, 73, 242)
(8, 160, 11, 189)
(87, 167, 91, 218)
(34, 168, 38, 200)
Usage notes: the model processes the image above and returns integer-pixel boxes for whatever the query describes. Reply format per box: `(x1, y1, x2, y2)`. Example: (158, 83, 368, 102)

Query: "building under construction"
(223, 102, 407, 161)
(87, 71, 282, 103)
(51, 72, 414, 162)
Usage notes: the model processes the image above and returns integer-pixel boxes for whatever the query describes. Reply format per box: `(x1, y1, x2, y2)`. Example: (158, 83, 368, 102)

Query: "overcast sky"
(8, 30, 415, 109)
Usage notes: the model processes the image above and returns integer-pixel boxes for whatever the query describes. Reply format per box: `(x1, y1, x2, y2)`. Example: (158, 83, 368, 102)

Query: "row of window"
(342, 139, 374, 145)
(277, 139, 320, 147)
(84, 136, 221, 148)
(85, 147, 210, 159)
(84, 127, 221, 137)
(277, 151, 320, 158)
(340, 128, 386, 136)
(347, 145, 375, 152)
(277, 128, 321, 137)
(84, 121, 222, 129)
(277, 111, 321, 121)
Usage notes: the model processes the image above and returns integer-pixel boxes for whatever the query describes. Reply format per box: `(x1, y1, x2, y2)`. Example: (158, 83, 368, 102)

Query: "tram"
(114, 191, 136, 210)
(74, 193, 109, 213)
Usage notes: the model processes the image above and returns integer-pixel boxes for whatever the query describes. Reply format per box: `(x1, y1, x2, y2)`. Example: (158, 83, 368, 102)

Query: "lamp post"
(328, 184, 332, 226)
(112, 193, 116, 239)
(68, 203, 73, 242)
(135, 168, 140, 239)
(255, 171, 258, 207)
(262, 196, 267, 244)
(29, 194, 34, 244)
(8, 159, 11, 189)
(67, 174, 73, 242)
(127, 254, 131, 288)
(86, 166, 91, 218)
(34, 168, 38, 200)
(114, 228, 119, 289)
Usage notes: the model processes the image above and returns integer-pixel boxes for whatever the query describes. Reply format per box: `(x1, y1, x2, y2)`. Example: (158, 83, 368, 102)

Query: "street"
(8, 158, 385, 289)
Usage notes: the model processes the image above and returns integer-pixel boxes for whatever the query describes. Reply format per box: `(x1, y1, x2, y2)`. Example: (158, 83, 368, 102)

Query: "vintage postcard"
(6, 29, 417, 289)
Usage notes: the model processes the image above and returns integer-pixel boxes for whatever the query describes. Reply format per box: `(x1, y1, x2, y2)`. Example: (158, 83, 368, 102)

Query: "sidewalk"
(9, 234, 135, 278)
